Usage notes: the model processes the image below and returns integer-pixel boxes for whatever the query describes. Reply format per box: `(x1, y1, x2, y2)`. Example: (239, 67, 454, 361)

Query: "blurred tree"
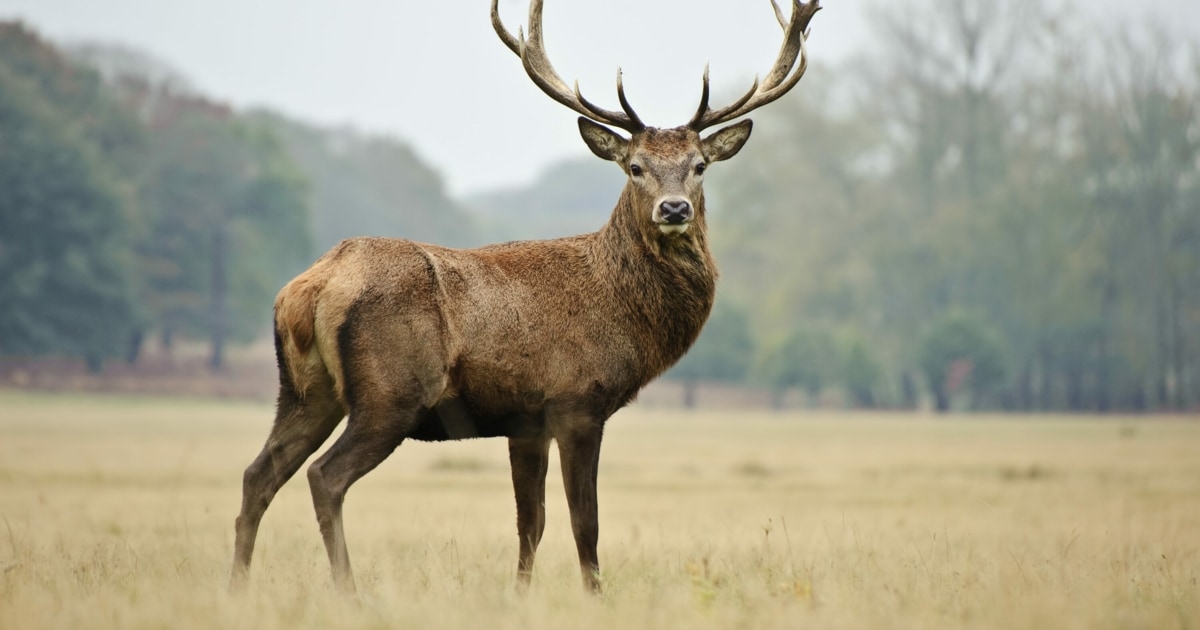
(1067, 24, 1200, 410)
(711, 66, 881, 336)
(132, 93, 310, 369)
(859, 0, 1066, 406)
(755, 325, 836, 409)
(70, 41, 480, 371)
(0, 25, 146, 184)
(837, 331, 884, 408)
(707, 0, 1200, 412)
(667, 299, 754, 409)
(0, 57, 138, 369)
(7, 8, 1194, 411)
(253, 112, 479, 252)
(918, 312, 1006, 411)
(467, 157, 625, 242)
(709, 66, 893, 408)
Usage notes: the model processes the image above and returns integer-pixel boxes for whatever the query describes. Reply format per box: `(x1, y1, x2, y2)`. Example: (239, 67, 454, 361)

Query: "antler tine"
(491, 0, 521, 56)
(572, 69, 647, 131)
(688, 0, 820, 131)
(770, 0, 788, 30)
(493, 0, 644, 133)
(687, 64, 712, 130)
(570, 78, 636, 130)
(520, 0, 576, 106)
(616, 69, 646, 130)
(688, 65, 763, 130)
(760, 0, 809, 91)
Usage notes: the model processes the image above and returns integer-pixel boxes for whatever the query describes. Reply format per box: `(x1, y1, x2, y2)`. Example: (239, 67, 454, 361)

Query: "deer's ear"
(578, 118, 629, 163)
(701, 119, 753, 162)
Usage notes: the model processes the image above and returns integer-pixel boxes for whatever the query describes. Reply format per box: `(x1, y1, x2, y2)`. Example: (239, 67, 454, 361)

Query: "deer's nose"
(659, 200, 692, 224)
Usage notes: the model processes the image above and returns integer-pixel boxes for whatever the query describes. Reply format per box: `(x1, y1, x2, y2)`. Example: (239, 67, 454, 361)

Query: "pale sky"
(1, 0, 1196, 195)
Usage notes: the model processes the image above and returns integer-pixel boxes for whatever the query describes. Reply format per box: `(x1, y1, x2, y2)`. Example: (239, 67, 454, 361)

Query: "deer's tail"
(273, 265, 329, 400)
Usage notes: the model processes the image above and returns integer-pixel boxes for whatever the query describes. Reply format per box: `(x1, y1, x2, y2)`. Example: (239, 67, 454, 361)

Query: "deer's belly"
(408, 397, 545, 442)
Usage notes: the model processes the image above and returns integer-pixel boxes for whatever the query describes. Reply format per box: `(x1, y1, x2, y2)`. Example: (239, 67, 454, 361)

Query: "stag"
(230, 0, 820, 594)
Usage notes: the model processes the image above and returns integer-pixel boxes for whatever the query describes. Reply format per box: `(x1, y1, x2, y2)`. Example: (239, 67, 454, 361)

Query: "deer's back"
(281, 236, 647, 433)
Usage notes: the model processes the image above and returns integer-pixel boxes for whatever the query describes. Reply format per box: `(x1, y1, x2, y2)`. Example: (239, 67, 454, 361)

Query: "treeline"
(467, 157, 624, 242)
(0, 24, 470, 370)
(3, 0, 1196, 412)
(671, 0, 1199, 412)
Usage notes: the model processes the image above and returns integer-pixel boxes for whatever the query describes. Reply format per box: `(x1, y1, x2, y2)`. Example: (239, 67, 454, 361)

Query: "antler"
(687, 0, 821, 132)
(492, 0, 646, 133)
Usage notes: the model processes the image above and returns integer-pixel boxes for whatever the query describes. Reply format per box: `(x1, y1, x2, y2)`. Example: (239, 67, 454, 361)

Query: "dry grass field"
(0, 391, 1196, 629)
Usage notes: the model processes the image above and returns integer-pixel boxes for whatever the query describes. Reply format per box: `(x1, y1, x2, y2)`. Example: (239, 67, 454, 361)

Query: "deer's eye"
(630, 164, 643, 177)
(694, 163, 707, 176)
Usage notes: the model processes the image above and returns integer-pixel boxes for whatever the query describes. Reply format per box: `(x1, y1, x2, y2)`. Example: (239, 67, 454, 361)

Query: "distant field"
(0, 391, 1196, 629)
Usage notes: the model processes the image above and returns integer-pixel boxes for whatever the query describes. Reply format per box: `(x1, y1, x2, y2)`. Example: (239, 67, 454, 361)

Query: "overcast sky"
(1, 0, 1196, 195)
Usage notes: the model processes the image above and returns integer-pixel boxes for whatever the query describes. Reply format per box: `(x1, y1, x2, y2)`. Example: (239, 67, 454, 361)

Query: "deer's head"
(493, 0, 820, 241)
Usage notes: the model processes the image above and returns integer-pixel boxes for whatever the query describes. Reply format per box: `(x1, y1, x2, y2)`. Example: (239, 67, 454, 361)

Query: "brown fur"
(229, 123, 751, 595)
(231, 0, 822, 592)
(229, 0, 821, 596)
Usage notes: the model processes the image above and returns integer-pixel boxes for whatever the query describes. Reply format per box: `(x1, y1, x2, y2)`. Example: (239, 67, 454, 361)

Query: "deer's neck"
(592, 186, 717, 378)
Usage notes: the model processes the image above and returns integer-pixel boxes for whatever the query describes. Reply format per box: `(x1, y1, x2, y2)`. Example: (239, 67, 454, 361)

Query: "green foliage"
(468, 157, 625, 242)
(0, 24, 488, 372)
(704, 1, 1200, 411)
(837, 332, 884, 409)
(918, 313, 1006, 411)
(671, 299, 754, 382)
(754, 326, 836, 407)
(253, 112, 478, 252)
(3, 6, 1197, 411)
(0, 27, 313, 369)
(668, 299, 755, 407)
(130, 94, 312, 366)
(0, 27, 139, 366)
(0, 25, 145, 181)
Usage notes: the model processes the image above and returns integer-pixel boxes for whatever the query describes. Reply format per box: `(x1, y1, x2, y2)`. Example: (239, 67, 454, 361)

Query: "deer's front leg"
(555, 420, 604, 593)
(509, 436, 551, 588)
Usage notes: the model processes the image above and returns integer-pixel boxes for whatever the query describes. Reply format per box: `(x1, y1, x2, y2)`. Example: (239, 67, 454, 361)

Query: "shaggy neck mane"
(589, 185, 718, 379)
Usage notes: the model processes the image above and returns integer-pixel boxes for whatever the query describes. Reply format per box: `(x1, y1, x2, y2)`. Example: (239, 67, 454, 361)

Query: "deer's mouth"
(657, 223, 690, 235)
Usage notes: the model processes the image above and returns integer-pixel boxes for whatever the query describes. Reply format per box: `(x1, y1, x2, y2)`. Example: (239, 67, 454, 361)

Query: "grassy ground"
(0, 391, 1196, 629)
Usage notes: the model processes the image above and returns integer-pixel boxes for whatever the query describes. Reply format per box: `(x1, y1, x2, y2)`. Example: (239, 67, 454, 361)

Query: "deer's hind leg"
(307, 290, 449, 593)
(231, 385, 345, 589)
(306, 399, 420, 594)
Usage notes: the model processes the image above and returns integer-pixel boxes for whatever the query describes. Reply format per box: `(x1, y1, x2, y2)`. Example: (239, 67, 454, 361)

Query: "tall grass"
(0, 392, 1196, 629)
